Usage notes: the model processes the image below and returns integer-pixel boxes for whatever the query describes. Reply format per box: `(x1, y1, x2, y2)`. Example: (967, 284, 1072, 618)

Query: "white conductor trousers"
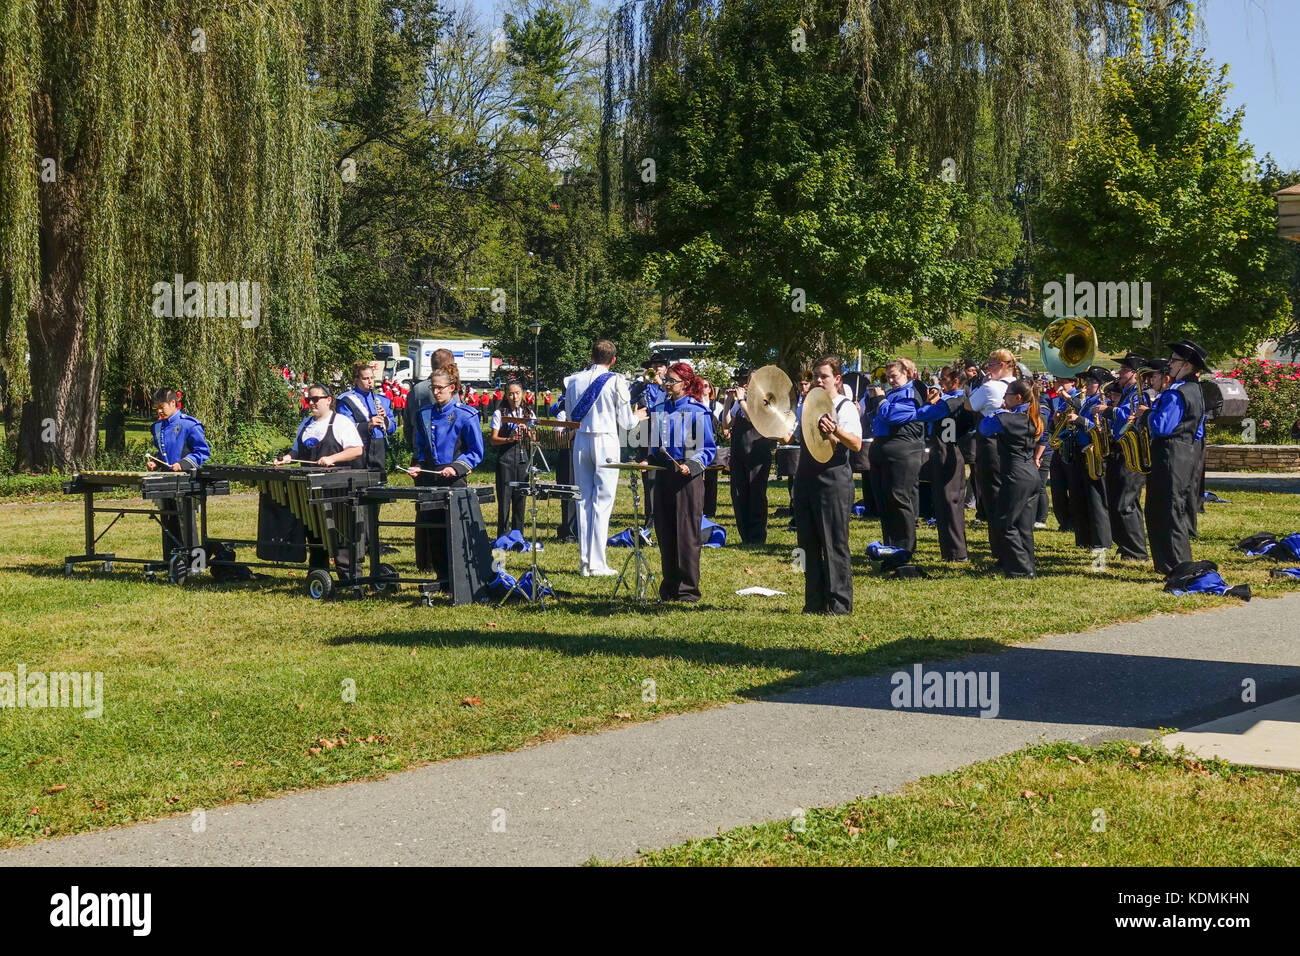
(574, 430, 621, 574)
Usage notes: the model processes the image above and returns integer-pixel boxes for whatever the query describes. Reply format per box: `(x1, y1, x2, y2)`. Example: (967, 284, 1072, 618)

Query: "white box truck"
(386, 339, 493, 386)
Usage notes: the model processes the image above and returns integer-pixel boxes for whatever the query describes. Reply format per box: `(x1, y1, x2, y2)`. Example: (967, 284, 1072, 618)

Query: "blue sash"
(570, 372, 616, 424)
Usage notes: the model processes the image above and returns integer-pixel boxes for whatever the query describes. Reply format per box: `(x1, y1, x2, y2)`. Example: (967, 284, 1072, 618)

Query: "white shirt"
(831, 394, 864, 438)
(563, 364, 638, 436)
(970, 376, 1016, 417)
(296, 413, 362, 452)
(490, 407, 532, 431)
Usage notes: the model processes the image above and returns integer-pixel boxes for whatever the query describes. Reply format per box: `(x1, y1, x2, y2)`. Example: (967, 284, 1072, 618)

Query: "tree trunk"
(17, 113, 102, 472)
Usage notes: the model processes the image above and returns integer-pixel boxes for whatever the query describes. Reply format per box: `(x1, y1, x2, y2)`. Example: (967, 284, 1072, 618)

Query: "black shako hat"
(1144, 358, 1171, 374)
(1116, 353, 1149, 372)
(1169, 339, 1208, 371)
(642, 357, 668, 370)
(1078, 365, 1114, 385)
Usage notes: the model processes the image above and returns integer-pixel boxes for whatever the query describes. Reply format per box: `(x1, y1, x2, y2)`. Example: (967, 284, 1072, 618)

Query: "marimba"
(198, 465, 380, 594)
(61, 470, 205, 581)
(354, 484, 496, 606)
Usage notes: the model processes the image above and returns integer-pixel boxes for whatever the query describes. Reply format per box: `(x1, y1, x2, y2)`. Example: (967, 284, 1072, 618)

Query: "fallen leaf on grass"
(461, 696, 484, 707)
(847, 826, 861, 836)
(1127, 746, 1141, 757)
(91, 800, 107, 811)
(410, 647, 417, 656)
(46, 784, 67, 793)
(165, 796, 180, 805)
(782, 833, 797, 843)
(940, 797, 956, 807)
(231, 761, 246, 768)
(209, 711, 219, 718)
(487, 622, 499, 629)
(28, 806, 39, 816)
(612, 712, 632, 720)
(1021, 790, 1039, 800)
(308, 747, 322, 756)
(296, 703, 304, 711)
(1067, 754, 1085, 765)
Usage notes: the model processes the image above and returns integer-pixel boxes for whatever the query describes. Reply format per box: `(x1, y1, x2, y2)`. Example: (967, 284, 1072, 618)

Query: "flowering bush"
(1206, 358, 1300, 444)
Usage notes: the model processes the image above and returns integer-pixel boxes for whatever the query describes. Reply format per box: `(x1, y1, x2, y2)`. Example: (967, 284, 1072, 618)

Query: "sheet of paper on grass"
(735, 586, 786, 597)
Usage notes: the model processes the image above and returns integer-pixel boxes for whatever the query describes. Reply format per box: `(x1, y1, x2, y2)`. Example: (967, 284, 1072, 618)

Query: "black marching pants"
(975, 433, 1005, 564)
(1067, 453, 1112, 550)
(1049, 452, 1074, 531)
(495, 446, 529, 537)
(555, 444, 578, 541)
(996, 463, 1039, 577)
(793, 461, 854, 615)
(730, 425, 773, 544)
(1147, 438, 1196, 575)
(869, 437, 923, 553)
(929, 439, 968, 561)
(1105, 454, 1148, 560)
(1034, 449, 1051, 524)
(654, 470, 704, 602)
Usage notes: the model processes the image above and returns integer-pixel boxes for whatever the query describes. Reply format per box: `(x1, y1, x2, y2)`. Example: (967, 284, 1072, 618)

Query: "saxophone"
(1117, 389, 1153, 475)
(1047, 393, 1080, 454)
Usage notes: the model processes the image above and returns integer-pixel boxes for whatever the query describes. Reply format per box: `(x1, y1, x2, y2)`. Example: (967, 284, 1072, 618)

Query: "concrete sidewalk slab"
(4, 593, 1300, 866)
(1162, 694, 1300, 771)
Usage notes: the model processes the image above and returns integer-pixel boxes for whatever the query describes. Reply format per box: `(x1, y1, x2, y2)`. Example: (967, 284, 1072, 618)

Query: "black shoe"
(380, 544, 400, 555)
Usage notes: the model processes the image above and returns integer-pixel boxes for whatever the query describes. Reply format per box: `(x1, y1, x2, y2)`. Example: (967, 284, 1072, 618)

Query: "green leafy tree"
(1035, 5, 1292, 360)
(636, 0, 988, 373)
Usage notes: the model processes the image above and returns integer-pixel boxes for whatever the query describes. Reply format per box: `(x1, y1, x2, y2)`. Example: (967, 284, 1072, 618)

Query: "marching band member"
(1146, 340, 1208, 575)
(868, 358, 925, 553)
(1105, 355, 1149, 561)
(1064, 366, 1113, 552)
(720, 367, 775, 545)
(632, 357, 668, 527)
(404, 347, 455, 447)
(698, 378, 725, 518)
(547, 394, 579, 543)
(489, 381, 534, 538)
(965, 350, 1018, 567)
(564, 339, 646, 576)
(1031, 376, 1052, 530)
(643, 363, 717, 602)
(274, 383, 365, 574)
(407, 365, 484, 578)
(917, 367, 969, 561)
(1046, 377, 1077, 532)
(976, 379, 1044, 577)
(148, 387, 211, 562)
(338, 361, 396, 481)
(792, 355, 862, 615)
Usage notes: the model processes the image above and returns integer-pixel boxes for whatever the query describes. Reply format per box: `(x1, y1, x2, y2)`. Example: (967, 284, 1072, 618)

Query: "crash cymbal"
(746, 364, 796, 440)
(801, 386, 835, 463)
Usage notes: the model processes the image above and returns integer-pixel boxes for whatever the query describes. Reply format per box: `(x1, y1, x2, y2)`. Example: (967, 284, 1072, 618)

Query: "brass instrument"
(1116, 387, 1153, 475)
(1083, 408, 1108, 481)
(1047, 394, 1080, 453)
(1040, 317, 1097, 378)
(871, 365, 888, 385)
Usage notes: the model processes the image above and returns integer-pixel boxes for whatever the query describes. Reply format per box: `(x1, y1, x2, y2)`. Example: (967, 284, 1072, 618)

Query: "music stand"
(603, 460, 662, 605)
(497, 428, 556, 607)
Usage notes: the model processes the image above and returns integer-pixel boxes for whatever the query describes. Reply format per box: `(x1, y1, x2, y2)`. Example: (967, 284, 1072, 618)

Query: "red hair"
(669, 362, 704, 400)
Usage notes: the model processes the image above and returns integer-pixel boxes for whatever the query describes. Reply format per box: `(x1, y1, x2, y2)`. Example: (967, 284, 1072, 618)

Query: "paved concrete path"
(7, 594, 1300, 867)
(1205, 471, 1300, 494)
(1163, 694, 1300, 771)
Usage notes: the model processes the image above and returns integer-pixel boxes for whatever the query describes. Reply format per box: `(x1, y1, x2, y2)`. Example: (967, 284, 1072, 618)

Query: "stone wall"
(1206, 444, 1300, 472)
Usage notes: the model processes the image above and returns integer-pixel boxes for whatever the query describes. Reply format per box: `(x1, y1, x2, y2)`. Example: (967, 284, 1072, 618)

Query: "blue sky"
(468, 0, 1299, 171)
(1202, 0, 1299, 170)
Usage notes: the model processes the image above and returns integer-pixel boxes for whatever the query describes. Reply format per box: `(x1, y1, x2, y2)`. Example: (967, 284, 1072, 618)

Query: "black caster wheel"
(306, 569, 334, 600)
(373, 563, 400, 594)
(63, 563, 74, 577)
(101, 560, 114, 572)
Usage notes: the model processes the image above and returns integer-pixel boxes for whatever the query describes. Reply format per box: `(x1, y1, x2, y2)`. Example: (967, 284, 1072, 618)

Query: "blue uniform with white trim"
(151, 411, 210, 470)
(414, 400, 483, 475)
(651, 395, 717, 475)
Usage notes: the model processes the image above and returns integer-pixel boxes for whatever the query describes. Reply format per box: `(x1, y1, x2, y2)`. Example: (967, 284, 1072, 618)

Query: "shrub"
(1206, 359, 1300, 445)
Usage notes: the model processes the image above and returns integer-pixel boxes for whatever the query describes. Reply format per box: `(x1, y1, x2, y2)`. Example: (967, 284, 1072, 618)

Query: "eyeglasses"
(432, 383, 455, 392)
(666, 377, 683, 385)
(307, 395, 330, 403)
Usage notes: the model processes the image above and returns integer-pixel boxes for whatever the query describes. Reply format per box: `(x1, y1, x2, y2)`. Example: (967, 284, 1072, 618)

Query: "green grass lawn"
(0, 477, 1296, 848)
(618, 740, 1300, 866)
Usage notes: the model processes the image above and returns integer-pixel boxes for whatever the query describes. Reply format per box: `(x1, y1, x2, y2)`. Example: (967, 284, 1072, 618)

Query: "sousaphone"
(800, 386, 836, 463)
(746, 364, 797, 440)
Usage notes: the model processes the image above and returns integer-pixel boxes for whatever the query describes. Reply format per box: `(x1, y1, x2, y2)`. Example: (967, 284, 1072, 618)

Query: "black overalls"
(793, 398, 855, 615)
(493, 410, 530, 537)
(991, 411, 1040, 577)
(729, 414, 773, 544)
(298, 413, 362, 576)
(927, 397, 969, 561)
(869, 407, 924, 554)
(1105, 403, 1148, 561)
(1147, 381, 1206, 574)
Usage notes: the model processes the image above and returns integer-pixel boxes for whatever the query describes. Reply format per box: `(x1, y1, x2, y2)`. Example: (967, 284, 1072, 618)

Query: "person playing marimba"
(490, 380, 534, 538)
(274, 383, 365, 574)
(642, 363, 717, 603)
(408, 364, 484, 578)
(147, 387, 211, 565)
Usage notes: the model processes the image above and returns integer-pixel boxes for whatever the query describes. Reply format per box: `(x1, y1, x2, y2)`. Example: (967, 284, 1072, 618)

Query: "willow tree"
(0, 1, 377, 471)
(602, 0, 1190, 224)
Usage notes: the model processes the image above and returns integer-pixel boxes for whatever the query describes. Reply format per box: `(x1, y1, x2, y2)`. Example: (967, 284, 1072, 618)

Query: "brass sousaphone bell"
(1040, 316, 1098, 379)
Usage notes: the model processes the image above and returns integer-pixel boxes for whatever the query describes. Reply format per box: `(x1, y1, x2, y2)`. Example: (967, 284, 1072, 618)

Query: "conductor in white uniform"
(564, 339, 648, 576)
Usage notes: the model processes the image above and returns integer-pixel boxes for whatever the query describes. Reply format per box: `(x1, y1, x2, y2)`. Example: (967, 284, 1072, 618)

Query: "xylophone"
(61, 470, 206, 581)
(354, 484, 496, 606)
(198, 465, 380, 587)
